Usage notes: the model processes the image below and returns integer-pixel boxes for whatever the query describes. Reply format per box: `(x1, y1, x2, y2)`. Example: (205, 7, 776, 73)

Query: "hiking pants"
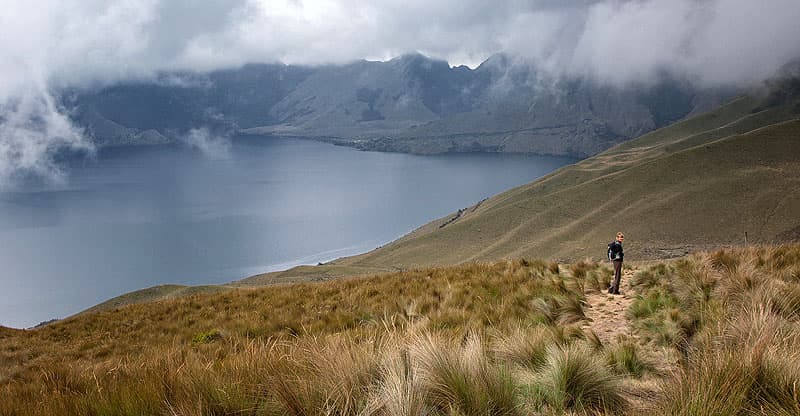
(610, 260, 623, 294)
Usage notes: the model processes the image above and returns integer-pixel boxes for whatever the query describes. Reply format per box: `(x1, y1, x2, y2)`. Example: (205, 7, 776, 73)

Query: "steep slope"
(68, 63, 313, 144)
(241, 81, 800, 284)
(339, 93, 800, 266)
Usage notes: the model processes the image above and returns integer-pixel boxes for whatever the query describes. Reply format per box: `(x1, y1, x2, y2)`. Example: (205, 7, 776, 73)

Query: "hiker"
(608, 232, 624, 294)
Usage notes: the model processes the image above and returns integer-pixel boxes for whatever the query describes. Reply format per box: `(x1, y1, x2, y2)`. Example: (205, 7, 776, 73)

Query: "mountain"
(65, 64, 313, 146)
(241, 71, 800, 284)
(67, 54, 733, 158)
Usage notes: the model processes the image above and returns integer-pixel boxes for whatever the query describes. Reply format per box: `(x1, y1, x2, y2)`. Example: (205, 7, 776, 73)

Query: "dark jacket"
(608, 241, 624, 262)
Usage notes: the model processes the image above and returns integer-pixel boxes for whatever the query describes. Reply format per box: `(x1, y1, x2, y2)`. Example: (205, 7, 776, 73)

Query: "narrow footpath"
(582, 269, 637, 344)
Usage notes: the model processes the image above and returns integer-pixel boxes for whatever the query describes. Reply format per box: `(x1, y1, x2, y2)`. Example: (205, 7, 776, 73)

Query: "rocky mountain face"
(66, 54, 734, 157)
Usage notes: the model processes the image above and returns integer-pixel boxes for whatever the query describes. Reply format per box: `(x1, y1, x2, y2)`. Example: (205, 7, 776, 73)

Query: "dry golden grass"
(315, 94, 800, 273)
(628, 244, 800, 415)
(3, 245, 800, 415)
(1, 259, 602, 415)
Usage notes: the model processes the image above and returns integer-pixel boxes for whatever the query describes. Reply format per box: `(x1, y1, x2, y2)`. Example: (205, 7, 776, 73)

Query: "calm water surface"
(0, 137, 576, 328)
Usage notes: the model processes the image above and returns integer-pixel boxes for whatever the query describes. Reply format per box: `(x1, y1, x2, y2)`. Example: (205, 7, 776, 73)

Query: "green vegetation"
(191, 329, 223, 344)
(604, 338, 655, 378)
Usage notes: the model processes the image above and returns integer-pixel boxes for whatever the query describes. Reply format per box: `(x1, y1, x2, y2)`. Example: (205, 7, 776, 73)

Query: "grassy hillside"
(3, 245, 800, 415)
(78, 78, 799, 312)
(78, 284, 231, 316)
(257, 87, 798, 278)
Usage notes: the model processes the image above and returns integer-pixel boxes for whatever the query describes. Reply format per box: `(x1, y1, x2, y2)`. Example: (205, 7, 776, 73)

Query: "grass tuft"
(605, 338, 655, 378)
(191, 329, 223, 344)
(491, 326, 555, 371)
(411, 332, 521, 416)
(531, 343, 626, 414)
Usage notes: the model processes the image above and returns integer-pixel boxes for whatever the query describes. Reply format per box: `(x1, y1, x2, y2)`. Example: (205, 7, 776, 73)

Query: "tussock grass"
(529, 343, 627, 414)
(628, 290, 689, 348)
(491, 326, 556, 371)
(604, 338, 655, 378)
(0, 259, 604, 415)
(410, 332, 520, 416)
(569, 260, 595, 280)
(629, 263, 672, 290)
(365, 347, 429, 416)
(4, 245, 800, 415)
(629, 245, 800, 415)
(586, 266, 614, 293)
(530, 294, 587, 325)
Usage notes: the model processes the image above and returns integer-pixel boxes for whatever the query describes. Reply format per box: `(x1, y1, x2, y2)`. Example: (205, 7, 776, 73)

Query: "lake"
(0, 137, 576, 328)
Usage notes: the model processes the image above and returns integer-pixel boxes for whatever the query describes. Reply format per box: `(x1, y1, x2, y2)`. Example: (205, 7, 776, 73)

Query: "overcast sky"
(1, 0, 800, 184)
(3, 0, 800, 90)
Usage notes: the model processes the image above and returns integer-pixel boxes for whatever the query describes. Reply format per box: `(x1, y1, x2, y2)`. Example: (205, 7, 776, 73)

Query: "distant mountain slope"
(234, 54, 733, 157)
(68, 64, 314, 145)
(349, 95, 800, 264)
(68, 54, 732, 158)
(241, 77, 800, 284)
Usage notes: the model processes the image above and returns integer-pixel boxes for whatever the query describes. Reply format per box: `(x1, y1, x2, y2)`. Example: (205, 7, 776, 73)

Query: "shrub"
(191, 329, 222, 344)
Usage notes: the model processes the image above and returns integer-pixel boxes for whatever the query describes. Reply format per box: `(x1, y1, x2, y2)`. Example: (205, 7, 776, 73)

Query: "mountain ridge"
(68, 53, 734, 158)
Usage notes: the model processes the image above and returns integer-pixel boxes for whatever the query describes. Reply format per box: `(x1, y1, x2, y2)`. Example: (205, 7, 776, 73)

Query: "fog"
(1, 0, 799, 184)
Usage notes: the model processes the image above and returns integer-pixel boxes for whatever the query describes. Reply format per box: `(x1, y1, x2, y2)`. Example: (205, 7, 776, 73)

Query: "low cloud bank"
(1, 0, 799, 184)
(0, 86, 91, 187)
(183, 127, 231, 159)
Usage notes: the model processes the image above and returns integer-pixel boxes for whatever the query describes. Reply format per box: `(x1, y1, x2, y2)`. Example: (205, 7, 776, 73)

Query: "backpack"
(607, 241, 616, 261)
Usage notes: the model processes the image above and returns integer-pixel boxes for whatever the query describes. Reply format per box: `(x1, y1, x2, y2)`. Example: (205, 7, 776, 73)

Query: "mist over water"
(0, 137, 575, 328)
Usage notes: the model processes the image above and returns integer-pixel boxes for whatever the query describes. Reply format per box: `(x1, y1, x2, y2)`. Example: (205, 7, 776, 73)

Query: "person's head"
(616, 232, 625, 242)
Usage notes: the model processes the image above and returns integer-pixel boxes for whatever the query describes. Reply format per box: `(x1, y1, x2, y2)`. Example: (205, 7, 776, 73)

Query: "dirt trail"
(581, 269, 637, 344)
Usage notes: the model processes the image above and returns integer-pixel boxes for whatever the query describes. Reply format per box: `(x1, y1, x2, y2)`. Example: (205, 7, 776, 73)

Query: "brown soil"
(582, 269, 637, 344)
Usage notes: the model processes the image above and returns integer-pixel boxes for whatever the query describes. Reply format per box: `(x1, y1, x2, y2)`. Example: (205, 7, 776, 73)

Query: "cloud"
(561, 0, 800, 86)
(1, 0, 798, 87)
(182, 127, 231, 159)
(1, 0, 799, 183)
(0, 85, 91, 187)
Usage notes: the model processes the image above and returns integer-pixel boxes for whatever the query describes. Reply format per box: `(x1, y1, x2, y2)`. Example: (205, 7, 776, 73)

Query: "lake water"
(0, 137, 576, 328)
